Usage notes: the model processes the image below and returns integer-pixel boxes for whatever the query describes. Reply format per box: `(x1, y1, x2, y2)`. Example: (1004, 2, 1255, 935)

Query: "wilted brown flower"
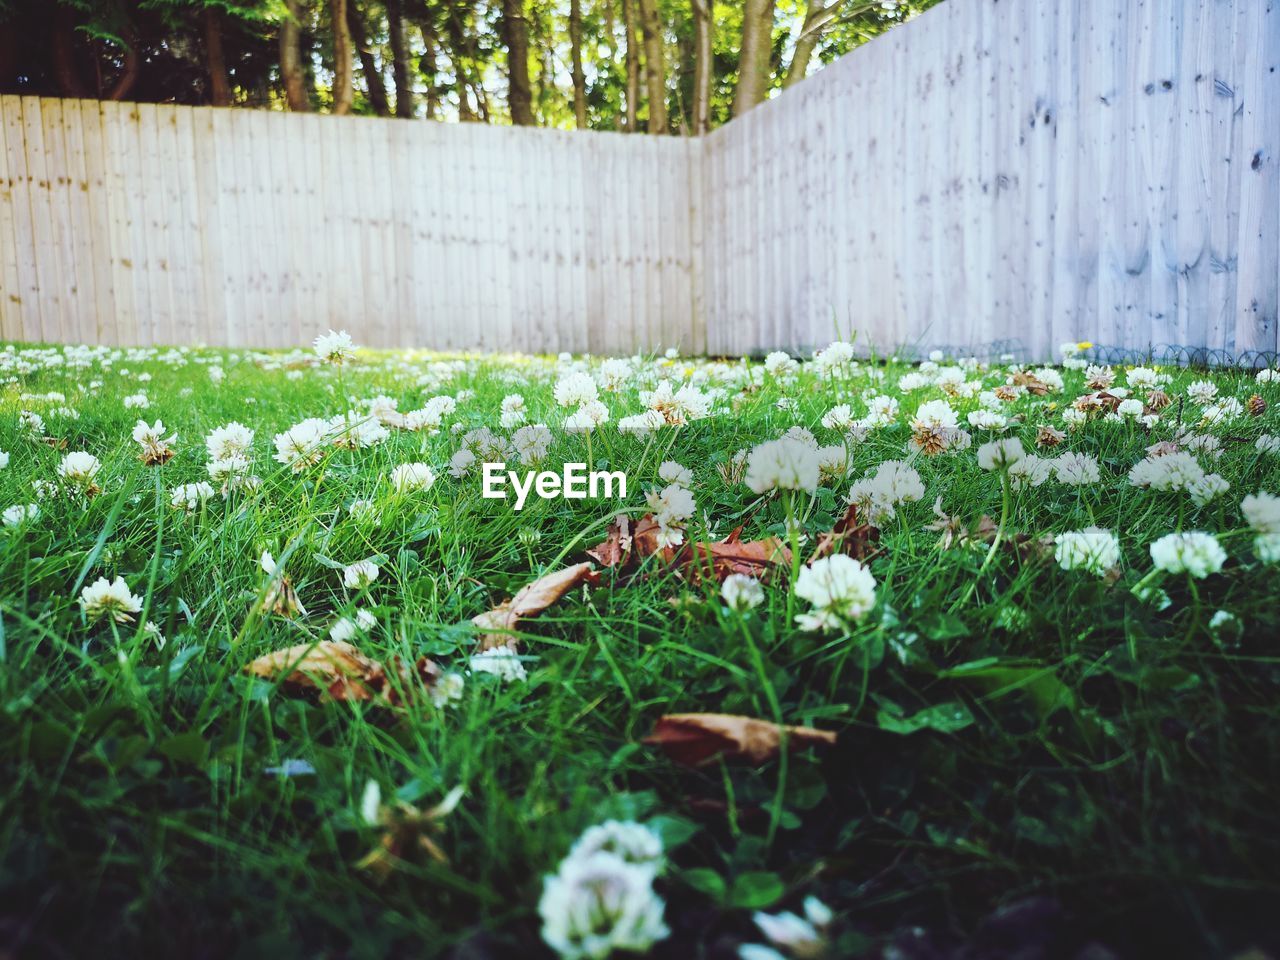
(1036, 425, 1065, 448)
(1248, 394, 1266, 417)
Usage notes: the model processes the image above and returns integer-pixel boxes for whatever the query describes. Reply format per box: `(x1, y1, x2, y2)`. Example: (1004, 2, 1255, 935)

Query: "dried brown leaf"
(808, 503, 880, 564)
(472, 561, 599, 650)
(643, 713, 837, 767)
(243, 640, 441, 706)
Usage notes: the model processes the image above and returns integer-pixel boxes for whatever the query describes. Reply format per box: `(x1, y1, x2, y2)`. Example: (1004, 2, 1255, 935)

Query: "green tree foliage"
(0, 0, 943, 129)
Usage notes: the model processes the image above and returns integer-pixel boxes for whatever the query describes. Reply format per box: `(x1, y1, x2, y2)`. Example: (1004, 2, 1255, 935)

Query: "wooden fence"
(704, 0, 1279, 360)
(1, 0, 1277, 359)
(0, 98, 704, 354)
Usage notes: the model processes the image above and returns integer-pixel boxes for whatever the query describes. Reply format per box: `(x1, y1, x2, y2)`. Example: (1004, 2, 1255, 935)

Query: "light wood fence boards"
(1, 0, 1276, 358)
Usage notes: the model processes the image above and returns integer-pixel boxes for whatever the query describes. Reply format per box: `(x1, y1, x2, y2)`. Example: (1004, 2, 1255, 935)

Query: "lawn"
(2, 337, 1279, 960)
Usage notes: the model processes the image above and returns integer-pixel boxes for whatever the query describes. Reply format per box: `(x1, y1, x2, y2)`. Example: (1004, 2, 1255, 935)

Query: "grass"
(1, 341, 1278, 959)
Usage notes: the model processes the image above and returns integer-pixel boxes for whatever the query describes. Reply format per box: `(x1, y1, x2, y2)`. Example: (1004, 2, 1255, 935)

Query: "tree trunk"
(203, 7, 233, 106)
(51, 7, 91, 98)
(501, 0, 535, 125)
(347, 0, 390, 115)
(635, 0, 667, 133)
(330, 0, 354, 114)
(691, 0, 712, 134)
(733, 0, 775, 116)
(443, 9, 477, 120)
(621, 0, 640, 131)
(386, 0, 414, 117)
(280, 0, 311, 111)
(418, 23, 440, 119)
(784, 0, 838, 88)
(569, 0, 587, 128)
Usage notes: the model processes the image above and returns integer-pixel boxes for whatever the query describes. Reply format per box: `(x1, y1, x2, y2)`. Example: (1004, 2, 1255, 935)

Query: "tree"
(785, 0, 841, 87)
(203, 7, 233, 105)
(733, 0, 775, 116)
(500, 0, 534, 125)
(280, 0, 311, 110)
(348, 0, 390, 115)
(569, 0, 587, 129)
(635, 0, 666, 132)
(619, 0, 641, 131)
(330, 0, 354, 114)
(690, 0, 712, 134)
(386, 0, 413, 117)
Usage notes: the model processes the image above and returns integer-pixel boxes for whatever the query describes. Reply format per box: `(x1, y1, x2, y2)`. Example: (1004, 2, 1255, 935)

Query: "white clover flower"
(2, 503, 38, 527)
(967, 409, 1007, 430)
(449, 448, 477, 478)
(512, 424, 554, 465)
(313, 329, 356, 364)
(977, 437, 1026, 471)
(567, 821, 664, 873)
(645, 483, 696, 549)
(721, 574, 765, 611)
(469, 646, 529, 682)
(78, 576, 143, 624)
(1254, 533, 1280, 564)
(500, 393, 528, 429)
(794, 555, 877, 631)
(342, 560, 381, 589)
(429, 671, 465, 708)
(764, 351, 799, 378)
(1007, 454, 1052, 490)
(639, 380, 712, 425)
(813, 340, 854, 372)
(847, 460, 925, 525)
(912, 399, 959, 431)
(205, 422, 254, 460)
(1126, 367, 1160, 390)
(744, 438, 820, 495)
(390, 462, 436, 493)
(864, 395, 899, 426)
(1150, 531, 1226, 578)
(539, 852, 669, 960)
(1054, 528, 1121, 575)
(1257, 435, 1280, 456)
(1242, 491, 1280, 535)
(564, 399, 611, 433)
(1187, 380, 1219, 404)
(815, 445, 849, 481)
(1128, 451, 1205, 492)
(58, 451, 102, 492)
(752, 904, 827, 957)
(1053, 452, 1100, 486)
(1188, 473, 1229, 507)
(1256, 368, 1278, 384)
(123, 392, 149, 410)
(170, 481, 216, 512)
(273, 418, 334, 471)
(0, 450, 8, 470)
(328, 411, 391, 449)
(597, 358, 632, 392)
(554, 371, 600, 407)
(658, 461, 693, 486)
(329, 608, 377, 642)
(1116, 398, 1145, 418)
(821, 404, 855, 431)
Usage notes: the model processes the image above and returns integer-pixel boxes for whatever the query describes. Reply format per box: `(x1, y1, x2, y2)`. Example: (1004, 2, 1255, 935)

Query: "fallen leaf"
(807, 503, 880, 565)
(244, 640, 442, 706)
(586, 514, 632, 568)
(472, 561, 599, 650)
(678, 535, 791, 583)
(643, 713, 837, 767)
